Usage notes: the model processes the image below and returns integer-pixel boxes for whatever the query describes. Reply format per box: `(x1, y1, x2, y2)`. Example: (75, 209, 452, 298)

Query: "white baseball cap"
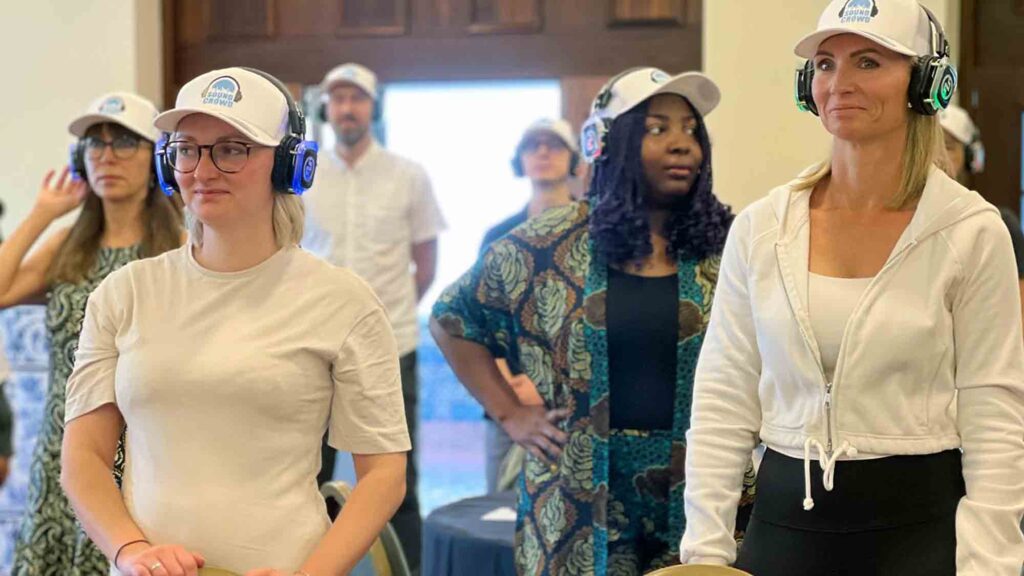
(518, 119, 578, 153)
(795, 0, 937, 59)
(321, 63, 378, 100)
(68, 92, 161, 142)
(154, 67, 291, 146)
(589, 68, 721, 123)
(938, 104, 976, 145)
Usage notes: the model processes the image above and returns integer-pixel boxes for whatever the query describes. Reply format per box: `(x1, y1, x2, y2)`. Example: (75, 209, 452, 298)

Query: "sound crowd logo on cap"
(651, 70, 671, 84)
(97, 96, 125, 114)
(839, 0, 879, 24)
(201, 76, 243, 108)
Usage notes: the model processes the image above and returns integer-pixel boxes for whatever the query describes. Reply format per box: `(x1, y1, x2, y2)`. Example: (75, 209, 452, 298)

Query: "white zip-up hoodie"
(681, 167, 1024, 574)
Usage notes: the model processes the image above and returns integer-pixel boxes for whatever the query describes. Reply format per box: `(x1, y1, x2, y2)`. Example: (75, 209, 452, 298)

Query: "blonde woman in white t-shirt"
(60, 67, 410, 576)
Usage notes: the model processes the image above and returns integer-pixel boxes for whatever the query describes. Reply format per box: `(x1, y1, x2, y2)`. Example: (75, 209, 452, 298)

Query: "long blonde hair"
(792, 107, 948, 209)
(187, 192, 304, 248)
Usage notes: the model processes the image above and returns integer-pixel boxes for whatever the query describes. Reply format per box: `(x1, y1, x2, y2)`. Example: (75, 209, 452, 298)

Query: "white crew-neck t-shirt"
(65, 244, 411, 574)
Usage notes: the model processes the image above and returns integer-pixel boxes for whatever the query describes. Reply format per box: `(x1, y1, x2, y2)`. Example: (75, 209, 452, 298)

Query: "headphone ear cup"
(908, 56, 956, 116)
(154, 137, 179, 196)
(795, 60, 818, 116)
(271, 136, 299, 193)
(908, 57, 933, 115)
(580, 117, 610, 163)
(511, 152, 524, 178)
(69, 141, 87, 180)
(569, 151, 580, 178)
(317, 102, 327, 123)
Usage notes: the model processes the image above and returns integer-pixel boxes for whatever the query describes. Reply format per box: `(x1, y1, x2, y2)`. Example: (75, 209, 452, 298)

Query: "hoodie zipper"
(818, 240, 918, 458)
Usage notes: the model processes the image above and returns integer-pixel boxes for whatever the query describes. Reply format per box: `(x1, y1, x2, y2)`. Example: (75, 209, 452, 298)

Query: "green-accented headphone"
(795, 5, 957, 117)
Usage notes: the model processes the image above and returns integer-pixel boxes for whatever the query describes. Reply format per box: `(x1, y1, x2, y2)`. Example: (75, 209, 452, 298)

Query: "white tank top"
(808, 272, 873, 382)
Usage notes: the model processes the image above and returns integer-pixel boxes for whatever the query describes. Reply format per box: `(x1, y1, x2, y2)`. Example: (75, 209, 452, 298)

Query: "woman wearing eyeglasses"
(60, 68, 408, 576)
(0, 92, 183, 575)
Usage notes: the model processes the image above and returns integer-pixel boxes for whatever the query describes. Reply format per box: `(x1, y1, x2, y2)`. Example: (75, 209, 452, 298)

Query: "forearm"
(429, 317, 521, 421)
(300, 462, 407, 576)
(415, 267, 435, 301)
(0, 212, 49, 295)
(61, 449, 147, 561)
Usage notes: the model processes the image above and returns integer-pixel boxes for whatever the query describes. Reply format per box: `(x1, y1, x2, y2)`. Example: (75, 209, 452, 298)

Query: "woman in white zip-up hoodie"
(680, 1, 1024, 574)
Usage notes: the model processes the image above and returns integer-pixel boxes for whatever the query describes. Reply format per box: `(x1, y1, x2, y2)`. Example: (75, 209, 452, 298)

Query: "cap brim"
(794, 28, 918, 59)
(647, 72, 721, 117)
(320, 78, 376, 100)
(153, 108, 280, 146)
(520, 127, 578, 152)
(68, 113, 156, 141)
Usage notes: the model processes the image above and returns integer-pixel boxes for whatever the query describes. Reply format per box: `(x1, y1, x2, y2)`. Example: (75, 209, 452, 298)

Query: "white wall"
(0, 0, 162, 237)
(704, 0, 960, 211)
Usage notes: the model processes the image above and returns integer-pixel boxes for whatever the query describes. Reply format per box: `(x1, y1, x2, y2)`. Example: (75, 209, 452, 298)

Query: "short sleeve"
(997, 207, 1024, 278)
(431, 241, 520, 366)
(409, 164, 447, 244)
(329, 305, 411, 454)
(65, 276, 122, 423)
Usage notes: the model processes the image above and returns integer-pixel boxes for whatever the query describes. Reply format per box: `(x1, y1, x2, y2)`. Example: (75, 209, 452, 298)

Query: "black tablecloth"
(422, 491, 516, 576)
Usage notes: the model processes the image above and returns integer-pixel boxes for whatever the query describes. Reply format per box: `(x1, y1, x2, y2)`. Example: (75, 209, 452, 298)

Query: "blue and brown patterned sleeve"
(431, 241, 525, 363)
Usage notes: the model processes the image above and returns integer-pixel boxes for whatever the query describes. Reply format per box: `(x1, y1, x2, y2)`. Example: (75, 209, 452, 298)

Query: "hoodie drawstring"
(802, 438, 858, 511)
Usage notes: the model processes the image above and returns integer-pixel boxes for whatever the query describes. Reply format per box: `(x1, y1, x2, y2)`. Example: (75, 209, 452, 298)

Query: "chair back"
(321, 480, 412, 576)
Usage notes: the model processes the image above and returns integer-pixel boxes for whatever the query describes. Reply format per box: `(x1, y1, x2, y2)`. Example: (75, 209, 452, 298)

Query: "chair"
(645, 566, 752, 576)
(321, 480, 412, 576)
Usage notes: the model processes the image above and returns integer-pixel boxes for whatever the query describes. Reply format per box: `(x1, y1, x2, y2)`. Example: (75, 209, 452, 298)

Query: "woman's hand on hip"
(117, 543, 205, 576)
(500, 405, 570, 465)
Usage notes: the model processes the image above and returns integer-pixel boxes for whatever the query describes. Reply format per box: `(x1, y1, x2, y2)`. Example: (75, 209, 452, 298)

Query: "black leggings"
(735, 448, 964, 576)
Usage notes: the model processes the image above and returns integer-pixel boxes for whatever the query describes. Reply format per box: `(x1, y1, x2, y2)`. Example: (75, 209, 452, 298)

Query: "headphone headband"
(239, 67, 306, 138)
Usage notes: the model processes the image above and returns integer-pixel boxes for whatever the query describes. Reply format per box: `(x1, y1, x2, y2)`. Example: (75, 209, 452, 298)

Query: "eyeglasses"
(83, 135, 143, 160)
(163, 140, 261, 174)
(520, 138, 568, 153)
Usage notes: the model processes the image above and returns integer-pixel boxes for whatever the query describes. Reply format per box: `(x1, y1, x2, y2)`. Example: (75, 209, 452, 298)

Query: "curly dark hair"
(587, 98, 733, 264)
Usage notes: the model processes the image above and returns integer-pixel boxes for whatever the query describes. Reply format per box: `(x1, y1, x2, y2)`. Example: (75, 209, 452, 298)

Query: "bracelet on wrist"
(113, 538, 150, 567)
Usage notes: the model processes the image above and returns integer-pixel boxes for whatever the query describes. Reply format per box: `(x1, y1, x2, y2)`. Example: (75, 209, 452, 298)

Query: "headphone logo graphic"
(98, 97, 125, 114)
(200, 76, 243, 108)
(839, 0, 879, 23)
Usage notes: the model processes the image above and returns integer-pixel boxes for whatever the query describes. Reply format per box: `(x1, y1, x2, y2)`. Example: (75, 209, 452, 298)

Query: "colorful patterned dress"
(433, 203, 754, 575)
(12, 245, 139, 576)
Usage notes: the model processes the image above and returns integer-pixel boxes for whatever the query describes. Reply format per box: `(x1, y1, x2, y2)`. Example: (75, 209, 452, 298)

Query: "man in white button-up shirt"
(303, 62, 446, 574)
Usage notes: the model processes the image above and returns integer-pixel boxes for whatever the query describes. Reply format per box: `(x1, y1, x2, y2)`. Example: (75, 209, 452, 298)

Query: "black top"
(479, 207, 530, 257)
(998, 207, 1024, 279)
(607, 267, 678, 431)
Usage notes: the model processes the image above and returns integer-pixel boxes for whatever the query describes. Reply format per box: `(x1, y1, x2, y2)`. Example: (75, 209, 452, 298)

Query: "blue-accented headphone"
(580, 67, 647, 164)
(155, 68, 318, 196)
(69, 141, 87, 181)
(795, 5, 957, 117)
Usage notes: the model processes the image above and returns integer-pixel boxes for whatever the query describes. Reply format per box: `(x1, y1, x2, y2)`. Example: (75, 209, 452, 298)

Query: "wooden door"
(959, 0, 1024, 212)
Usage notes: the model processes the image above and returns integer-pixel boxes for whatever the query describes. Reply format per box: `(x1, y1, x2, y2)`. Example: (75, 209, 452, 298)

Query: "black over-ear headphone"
(155, 68, 319, 196)
(69, 141, 88, 180)
(795, 5, 957, 117)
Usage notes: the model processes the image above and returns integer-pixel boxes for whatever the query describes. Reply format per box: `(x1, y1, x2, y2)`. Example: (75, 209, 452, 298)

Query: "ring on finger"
(150, 562, 163, 571)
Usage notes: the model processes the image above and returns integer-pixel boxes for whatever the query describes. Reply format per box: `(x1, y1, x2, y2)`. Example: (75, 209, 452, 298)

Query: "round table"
(422, 491, 516, 576)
